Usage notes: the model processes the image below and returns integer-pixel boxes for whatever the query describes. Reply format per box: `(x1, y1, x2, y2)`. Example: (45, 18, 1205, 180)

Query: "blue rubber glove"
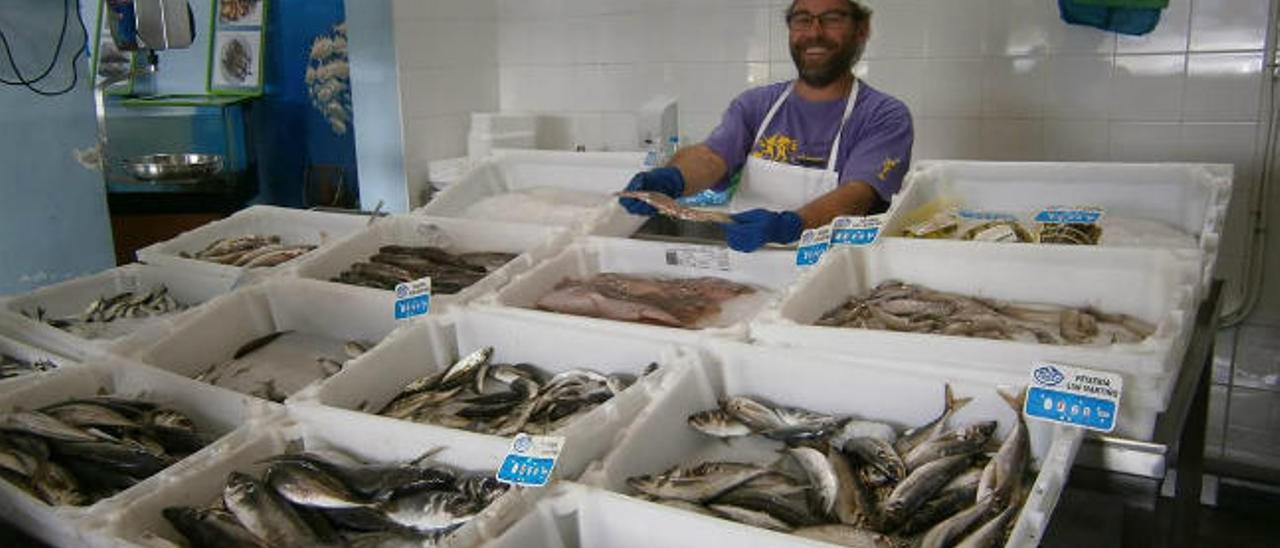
(619, 167, 685, 216)
(724, 209, 804, 253)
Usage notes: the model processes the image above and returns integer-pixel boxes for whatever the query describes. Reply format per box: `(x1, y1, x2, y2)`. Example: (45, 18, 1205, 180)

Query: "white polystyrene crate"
(750, 239, 1200, 417)
(0, 359, 274, 548)
(0, 263, 233, 360)
(135, 205, 370, 282)
(484, 236, 800, 345)
(88, 405, 543, 548)
(577, 340, 1083, 548)
(887, 161, 1232, 291)
(291, 308, 699, 481)
(417, 150, 648, 237)
(0, 332, 78, 395)
(126, 278, 400, 403)
(286, 214, 570, 313)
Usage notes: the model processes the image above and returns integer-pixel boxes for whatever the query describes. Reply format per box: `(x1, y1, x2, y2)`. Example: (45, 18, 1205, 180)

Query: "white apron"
(729, 79, 861, 213)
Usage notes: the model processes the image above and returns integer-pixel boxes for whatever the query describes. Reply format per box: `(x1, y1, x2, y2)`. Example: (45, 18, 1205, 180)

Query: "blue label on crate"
(393, 277, 432, 320)
(1034, 207, 1104, 225)
(1024, 362, 1123, 434)
(830, 215, 884, 247)
(796, 225, 833, 268)
(495, 434, 564, 487)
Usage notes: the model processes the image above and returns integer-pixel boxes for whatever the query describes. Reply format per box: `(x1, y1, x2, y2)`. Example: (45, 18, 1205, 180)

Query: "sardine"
(787, 447, 838, 517)
(722, 396, 784, 432)
(0, 411, 105, 442)
(904, 420, 997, 471)
(688, 409, 752, 439)
(882, 454, 972, 528)
(895, 384, 973, 455)
(977, 389, 1028, 509)
(830, 419, 898, 448)
(627, 462, 772, 503)
(900, 467, 984, 535)
(828, 446, 878, 528)
(843, 437, 907, 482)
(41, 402, 140, 430)
(955, 494, 1020, 548)
(919, 497, 994, 548)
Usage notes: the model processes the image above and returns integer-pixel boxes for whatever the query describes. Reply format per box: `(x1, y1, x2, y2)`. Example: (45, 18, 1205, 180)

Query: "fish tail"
(945, 383, 974, 415)
(997, 386, 1026, 413)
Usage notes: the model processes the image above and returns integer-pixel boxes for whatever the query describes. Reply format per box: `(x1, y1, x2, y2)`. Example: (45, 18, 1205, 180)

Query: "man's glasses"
(786, 10, 854, 31)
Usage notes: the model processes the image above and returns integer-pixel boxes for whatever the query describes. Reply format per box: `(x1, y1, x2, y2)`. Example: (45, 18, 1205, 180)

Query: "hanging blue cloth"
(1058, 0, 1165, 36)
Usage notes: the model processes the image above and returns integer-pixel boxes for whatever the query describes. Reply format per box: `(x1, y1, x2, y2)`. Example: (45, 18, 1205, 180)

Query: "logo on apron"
(752, 134, 799, 163)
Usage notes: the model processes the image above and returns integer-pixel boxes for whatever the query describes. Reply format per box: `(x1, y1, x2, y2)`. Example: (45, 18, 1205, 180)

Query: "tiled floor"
(1208, 323, 1280, 470)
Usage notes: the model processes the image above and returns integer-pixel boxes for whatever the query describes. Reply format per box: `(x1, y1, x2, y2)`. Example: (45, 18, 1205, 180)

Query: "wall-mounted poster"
(219, 0, 264, 26)
(92, 0, 138, 96)
(208, 0, 268, 95)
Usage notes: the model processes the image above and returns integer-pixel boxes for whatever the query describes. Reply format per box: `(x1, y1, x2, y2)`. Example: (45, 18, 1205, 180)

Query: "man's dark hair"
(785, 0, 873, 22)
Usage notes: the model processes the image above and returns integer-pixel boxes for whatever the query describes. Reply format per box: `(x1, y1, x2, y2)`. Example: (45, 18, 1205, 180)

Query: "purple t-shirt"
(704, 80, 914, 209)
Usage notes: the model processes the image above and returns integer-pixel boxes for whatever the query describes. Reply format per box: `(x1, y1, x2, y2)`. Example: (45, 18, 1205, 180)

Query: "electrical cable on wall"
(0, 0, 89, 96)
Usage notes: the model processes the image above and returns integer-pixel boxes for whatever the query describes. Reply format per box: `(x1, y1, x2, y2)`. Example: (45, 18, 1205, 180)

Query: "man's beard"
(791, 37, 863, 88)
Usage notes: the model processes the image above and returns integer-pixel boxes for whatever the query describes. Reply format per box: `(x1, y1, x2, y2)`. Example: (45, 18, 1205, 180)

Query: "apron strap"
(753, 83, 794, 144)
(825, 79, 860, 173)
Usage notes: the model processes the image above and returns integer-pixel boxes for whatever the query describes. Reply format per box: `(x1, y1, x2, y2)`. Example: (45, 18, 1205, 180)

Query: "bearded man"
(620, 0, 914, 253)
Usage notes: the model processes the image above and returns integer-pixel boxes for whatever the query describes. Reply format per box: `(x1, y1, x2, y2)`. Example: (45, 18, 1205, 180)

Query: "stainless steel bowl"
(122, 153, 225, 182)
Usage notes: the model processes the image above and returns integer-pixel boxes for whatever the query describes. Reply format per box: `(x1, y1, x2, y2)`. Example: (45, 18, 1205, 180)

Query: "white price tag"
(495, 434, 564, 487)
(1034, 206, 1105, 225)
(665, 247, 731, 272)
(830, 215, 884, 247)
(393, 277, 432, 320)
(1024, 362, 1123, 433)
(795, 225, 832, 268)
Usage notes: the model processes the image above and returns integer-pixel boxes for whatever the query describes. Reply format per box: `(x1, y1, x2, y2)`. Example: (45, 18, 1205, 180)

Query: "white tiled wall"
(391, 0, 499, 196)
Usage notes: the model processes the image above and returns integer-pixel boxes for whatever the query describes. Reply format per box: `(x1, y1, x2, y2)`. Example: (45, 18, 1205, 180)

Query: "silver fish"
(919, 497, 995, 548)
(843, 437, 907, 482)
(627, 461, 772, 503)
(977, 389, 1028, 509)
(827, 446, 878, 528)
(955, 494, 1020, 548)
(882, 454, 972, 528)
(163, 506, 268, 548)
(41, 402, 139, 430)
(441, 347, 494, 387)
(380, 490, 474, 532)
(722, 396, 784, 431)
(900, 467, 984, 535)
(616, 191, 734, 223)
(708, 503, 793, 532)
(266, 460, 369, 509)
(895, 384, 973, 455)
(787, 447, 838, 517)
(688, 409, 752, 439)
(32, 462, 86, 506)
(224, 471, 320, 548)
(830, 419, 898, 448)
(904, 420, 997, 471)
(0, 411, 104, 442)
